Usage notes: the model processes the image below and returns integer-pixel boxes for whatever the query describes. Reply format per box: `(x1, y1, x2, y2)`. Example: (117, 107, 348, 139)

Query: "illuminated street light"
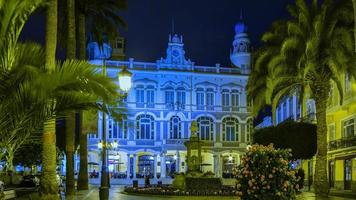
(118, 66, 132, 92)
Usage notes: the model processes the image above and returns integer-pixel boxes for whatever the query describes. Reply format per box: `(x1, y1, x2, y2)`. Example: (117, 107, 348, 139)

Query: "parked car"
(20, 175, 39, 187)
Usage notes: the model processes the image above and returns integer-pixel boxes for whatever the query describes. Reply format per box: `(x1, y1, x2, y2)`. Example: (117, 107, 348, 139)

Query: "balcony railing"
(119, 102, 251, 113)
(103, 59, 248, 75)
(328, 136, 356, 151)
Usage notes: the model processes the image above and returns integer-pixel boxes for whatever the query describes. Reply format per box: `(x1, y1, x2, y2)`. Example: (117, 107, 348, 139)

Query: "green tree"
(248, 0, 355, 196)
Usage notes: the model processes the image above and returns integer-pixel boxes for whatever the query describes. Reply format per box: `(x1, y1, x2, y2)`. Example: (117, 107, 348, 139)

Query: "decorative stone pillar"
(133, 154, 137, 179)
(153, 154, 158, 179)
(126, 153, 131, 179)
(213, 153, 219, 177)
(160, 153, 166, 178)
(176, 151, 180, 173)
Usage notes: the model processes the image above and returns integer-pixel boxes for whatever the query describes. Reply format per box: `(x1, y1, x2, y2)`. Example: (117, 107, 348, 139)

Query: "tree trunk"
(45, 0, 57, 71)
(353, 0, 356, 53)
(41, 0, 59, 198)
(77, 111, 89, 190)
(66, 0, 76, 60)
(76, 12, 89, 190)
(77, 13, 86, 60)
(65, 0, 76, 195)
(65, 113, 76, 196)
(40, 118, 59, 200)
(312, 83, 330, 197)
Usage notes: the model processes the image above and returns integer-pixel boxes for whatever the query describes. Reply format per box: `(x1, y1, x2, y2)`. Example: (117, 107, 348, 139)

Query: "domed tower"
(230, 12, 251, 74)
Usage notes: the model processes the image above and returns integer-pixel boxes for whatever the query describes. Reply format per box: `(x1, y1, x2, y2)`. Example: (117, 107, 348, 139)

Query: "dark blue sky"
(21, 0, 294, 66)
(119, 0, 294, 66)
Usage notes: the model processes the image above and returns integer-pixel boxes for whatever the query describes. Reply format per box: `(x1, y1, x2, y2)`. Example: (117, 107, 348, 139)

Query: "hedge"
(185, 177, 222, 191)
(253, 120, 316, 159)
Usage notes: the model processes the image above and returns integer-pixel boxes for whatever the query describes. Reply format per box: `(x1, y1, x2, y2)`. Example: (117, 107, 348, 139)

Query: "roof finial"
(240, 8, 243, 20)
(172, 17, 175, 34)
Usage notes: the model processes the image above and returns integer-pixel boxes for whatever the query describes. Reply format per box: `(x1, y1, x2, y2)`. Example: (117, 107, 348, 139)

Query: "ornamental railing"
(102, 59, 249, 75)
(328, 136, 356, 151)
(119, 102, 251, 113)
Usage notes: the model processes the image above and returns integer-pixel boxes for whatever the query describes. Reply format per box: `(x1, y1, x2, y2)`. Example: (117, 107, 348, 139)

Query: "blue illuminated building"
(86, 20, 253, 184)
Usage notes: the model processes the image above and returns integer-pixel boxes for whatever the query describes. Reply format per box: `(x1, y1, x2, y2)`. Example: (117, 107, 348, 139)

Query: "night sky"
(21, 0, 295, 66)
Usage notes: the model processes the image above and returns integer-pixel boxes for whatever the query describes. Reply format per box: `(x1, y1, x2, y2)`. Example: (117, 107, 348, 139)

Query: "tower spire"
(172, 17, 175, 34)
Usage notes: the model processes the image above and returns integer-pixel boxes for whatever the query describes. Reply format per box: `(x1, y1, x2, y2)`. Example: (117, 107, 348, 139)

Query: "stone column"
(126, 153, 131, 179)
(160, 153, 166, 178)
(133, 154, 137, 179)
(176, 151, 180, 173)
(153, 154, 158, 179)
(214, 153, 219, 177)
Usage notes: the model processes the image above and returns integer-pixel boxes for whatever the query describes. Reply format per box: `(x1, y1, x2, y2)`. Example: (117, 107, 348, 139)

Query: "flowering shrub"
(236, 144, 300, 200)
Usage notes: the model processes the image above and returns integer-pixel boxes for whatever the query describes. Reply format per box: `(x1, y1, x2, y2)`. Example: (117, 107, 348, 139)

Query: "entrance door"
(138, 155, 154, 178)
(344, 159, 352, 190)
(328, 161, 335, 188)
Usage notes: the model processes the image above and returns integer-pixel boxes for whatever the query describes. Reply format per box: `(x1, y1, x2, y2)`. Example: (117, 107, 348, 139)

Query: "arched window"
(222, 117, 239, 141)
(197, 116, 214, 140)
(246, 119, 253, 143)
(136, 114, 154, 140)
(170, 116, 182, 139)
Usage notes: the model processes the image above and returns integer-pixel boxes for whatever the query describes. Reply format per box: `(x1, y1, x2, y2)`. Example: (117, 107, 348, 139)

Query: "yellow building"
(300, 73, 356, 193)
(326, 72, 356, 192)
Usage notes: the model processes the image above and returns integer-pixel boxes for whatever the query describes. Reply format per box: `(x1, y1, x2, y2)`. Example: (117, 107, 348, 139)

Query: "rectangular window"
(343, 118, 355, 138)
(165, 91, 174, 109)
(231, 91, 239, 111)
(196, 92, 205, 110)
(226, 125, 235, 141)
(222, 92, 230, 111)
(147, 90, 154, 108)
(206, 92, 214, 110)
(113, 121, 118, 138)
(177, 91, 186, 110)
(136, 89, 144, 108)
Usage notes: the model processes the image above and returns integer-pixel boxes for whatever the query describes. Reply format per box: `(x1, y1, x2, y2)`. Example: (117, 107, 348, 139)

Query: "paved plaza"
(61, 186, 353, 200)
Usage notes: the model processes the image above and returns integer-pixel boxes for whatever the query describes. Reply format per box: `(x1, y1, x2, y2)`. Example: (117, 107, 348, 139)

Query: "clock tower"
(157, 34, 193, 69)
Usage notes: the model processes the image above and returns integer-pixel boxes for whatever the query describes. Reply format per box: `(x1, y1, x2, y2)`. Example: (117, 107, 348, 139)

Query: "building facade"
(326, 73, 356, 192)
(86, 21, 253, 181)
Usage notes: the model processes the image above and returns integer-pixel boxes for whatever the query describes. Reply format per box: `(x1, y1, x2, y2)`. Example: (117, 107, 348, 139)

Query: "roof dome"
(235, 21, 247, 34)
(172, 34, 180, 43)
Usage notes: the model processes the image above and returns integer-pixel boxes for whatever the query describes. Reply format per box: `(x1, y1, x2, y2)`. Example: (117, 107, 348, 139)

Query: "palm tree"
(75, 0, 127, 190)
(353, 0, 356, 52)
(248, 0, 354, 196)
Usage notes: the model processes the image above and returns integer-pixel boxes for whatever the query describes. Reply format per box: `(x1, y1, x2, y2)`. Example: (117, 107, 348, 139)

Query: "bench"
(3, 190, 16, 200)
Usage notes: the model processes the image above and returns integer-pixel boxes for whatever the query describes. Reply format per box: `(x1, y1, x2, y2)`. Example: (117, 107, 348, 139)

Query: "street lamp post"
(99, 64, 132, 200)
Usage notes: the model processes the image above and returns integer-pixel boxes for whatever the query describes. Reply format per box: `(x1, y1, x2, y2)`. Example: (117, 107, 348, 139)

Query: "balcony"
(328, 136, 356, 151)
(104, 60, 246, 75)
(121, 102, 251, 113)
